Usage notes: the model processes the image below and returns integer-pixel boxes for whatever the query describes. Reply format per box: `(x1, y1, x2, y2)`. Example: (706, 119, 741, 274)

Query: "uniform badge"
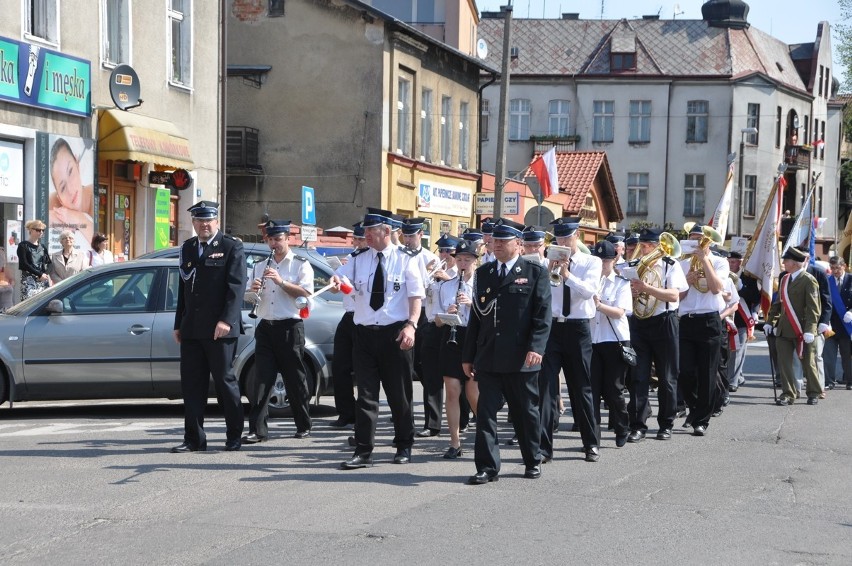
(514, 266, 521, 273)
(212, 240, 219, 248)
(486, 287, 491, 293)
(480, 296, 485, 303)
(394, 281, 401, 292)
(210, 252, 224, 259)
(187, 262, 192, 267)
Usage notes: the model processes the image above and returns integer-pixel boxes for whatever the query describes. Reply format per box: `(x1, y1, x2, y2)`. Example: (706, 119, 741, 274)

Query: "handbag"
(604, 313, 637, 367)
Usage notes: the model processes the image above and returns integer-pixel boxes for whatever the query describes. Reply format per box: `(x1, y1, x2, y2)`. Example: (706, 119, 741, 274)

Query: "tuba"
(684, 223, 723, 293)
(633, 232, 681, 320)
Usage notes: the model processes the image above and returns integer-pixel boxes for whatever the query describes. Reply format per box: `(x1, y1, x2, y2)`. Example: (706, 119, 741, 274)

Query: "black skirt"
(438, 325, 467, 379)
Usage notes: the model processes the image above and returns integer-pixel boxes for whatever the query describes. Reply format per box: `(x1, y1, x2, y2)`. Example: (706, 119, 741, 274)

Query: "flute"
(248, 252, 274, 319)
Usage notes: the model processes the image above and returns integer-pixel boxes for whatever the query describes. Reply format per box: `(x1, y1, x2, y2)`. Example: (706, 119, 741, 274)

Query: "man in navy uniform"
(243, 220, 314, 443)
(172, 201, 246, 452)
(462, 218, 552, 484)
(332, 208, 425, 468)
(825, 257, 852, 389)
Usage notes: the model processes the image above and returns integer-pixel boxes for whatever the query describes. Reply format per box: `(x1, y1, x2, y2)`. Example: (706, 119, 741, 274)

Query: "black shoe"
(584, 446, 600, 462)
(294, 430, 311, 439)
(329, 417, 355, 428)
(524, 465, 542, 479)
(347, 436, 357, 447)
(722, 396, 731, 407)
(467, 471, 498, 485)
(505, 435, 518, 446)
(224, 440, 241, 451)
(627, 430, 645, 443)
(615, 435, 627, 448)
(170, 442, 206, 453)
(341, 454, 373, 469)
(847, 384, 852, 390)
(728, 385, 738, 393)
(826, 383, 835, 390)
(675, 408, 687, 418)
(693, 425, 707, 436)
(807, 396, 818, 405)
(416, 429, 439, 438)
(712, 410, 723, 417)
(443, 446, 463, 459)
(776, 396, 793, 406)
(242, 433, 267, 444)
(393, 448, 411, 464)
(540, 455, 552, 464)
(656, 428, 672, 441)
(682, 413, 694, 428)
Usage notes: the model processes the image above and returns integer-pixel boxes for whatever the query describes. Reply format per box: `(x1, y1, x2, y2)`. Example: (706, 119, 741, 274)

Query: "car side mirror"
(45, 299, 64, 314)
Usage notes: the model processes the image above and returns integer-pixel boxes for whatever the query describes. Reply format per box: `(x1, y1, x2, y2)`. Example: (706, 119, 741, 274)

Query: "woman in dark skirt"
(435, 240, 479, 459)
(16, 219, 52, 302)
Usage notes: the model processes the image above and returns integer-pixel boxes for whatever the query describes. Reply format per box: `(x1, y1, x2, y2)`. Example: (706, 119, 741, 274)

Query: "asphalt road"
(1, 338, 851, 565)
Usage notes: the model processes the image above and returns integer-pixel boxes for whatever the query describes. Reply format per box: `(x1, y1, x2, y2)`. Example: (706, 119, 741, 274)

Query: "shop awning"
(98, 109, 194, 169)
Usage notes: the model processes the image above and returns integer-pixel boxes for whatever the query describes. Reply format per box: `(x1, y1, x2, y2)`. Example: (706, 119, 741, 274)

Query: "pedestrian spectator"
(17, 219, 51, 301)
(49, 230, 86, 283)
(89, 233, 114, 266)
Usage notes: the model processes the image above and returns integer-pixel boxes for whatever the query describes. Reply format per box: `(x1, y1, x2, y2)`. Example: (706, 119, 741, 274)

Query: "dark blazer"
(174, 231, 246, 340)
(462, 256, 551, 373)
(734, 272, 761, 328)
(806, 264, 831, 327)
(829, 272, 852, 332)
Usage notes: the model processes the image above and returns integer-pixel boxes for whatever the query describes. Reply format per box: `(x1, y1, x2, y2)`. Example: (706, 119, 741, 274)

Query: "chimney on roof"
(702, 0, 750, 30)
(562, 13, 580, 20)
(642, 15, 660, 20)
(481, 11, 503, 19)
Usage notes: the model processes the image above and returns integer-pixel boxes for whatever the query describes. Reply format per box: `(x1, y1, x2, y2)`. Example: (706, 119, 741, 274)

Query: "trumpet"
(248, 252, 274, 319)
(426, 258, 448, 283)
(546, 245, 573, 287)
(447, 269, 466, 345)
(633, 232, 682, 319)
(683, 223, 723, 293)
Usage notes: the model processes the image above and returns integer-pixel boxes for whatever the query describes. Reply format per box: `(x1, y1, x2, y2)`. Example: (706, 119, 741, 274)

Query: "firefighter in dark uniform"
(172, 201, 246, 452)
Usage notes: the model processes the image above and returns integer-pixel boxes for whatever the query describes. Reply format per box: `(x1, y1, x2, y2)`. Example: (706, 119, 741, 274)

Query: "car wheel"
(242, 361, 317, 418)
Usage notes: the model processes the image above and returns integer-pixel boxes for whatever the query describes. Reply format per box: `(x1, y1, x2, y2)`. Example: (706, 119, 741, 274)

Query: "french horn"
(633, 232, 682, 320)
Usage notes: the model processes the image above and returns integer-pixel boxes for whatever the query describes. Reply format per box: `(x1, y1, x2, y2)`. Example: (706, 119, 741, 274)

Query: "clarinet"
(447, 269, 465, 345)
(248, 252, 274, 319)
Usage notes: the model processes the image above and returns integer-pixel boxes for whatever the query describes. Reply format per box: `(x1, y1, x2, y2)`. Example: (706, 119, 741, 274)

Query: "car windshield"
(3, 269, 90, 316)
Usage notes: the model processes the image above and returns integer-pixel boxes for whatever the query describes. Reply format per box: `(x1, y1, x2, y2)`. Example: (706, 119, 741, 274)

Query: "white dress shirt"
(425, 265, 457, 322)
(436, 271, 474, 326)
(592, 273, 632, 344)
(245, 250, 314, 320)
(550, 251, 602, 319)
(678, 255, 729, 314)
(637, 258, 689, 316)
(336, 245, 425, 326)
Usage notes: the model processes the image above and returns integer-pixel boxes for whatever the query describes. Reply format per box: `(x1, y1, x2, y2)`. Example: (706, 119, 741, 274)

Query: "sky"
(477, 0, 846, 85)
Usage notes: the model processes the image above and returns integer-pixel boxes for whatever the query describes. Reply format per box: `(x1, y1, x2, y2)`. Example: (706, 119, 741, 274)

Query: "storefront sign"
(0, 139, 24, 200)
(474, 192, 519, 215)
(154, 188, 171, 250)
(418, 182, 472, 217)
(301, 225, 318, 242)
(0, 36, 91, 117)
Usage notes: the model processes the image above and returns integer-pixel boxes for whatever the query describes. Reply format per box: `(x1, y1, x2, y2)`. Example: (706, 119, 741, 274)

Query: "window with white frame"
(686, 100, 708, 143)
(421, 89, 433, 162)
(629, 100, 651, 143)
(441, 95, 452, 165)
(26, 0, 59, 43)
(480, 99, 489, 141)
(593, 100, 614, 143)
(396, 76, 412, 156)
(509, 98, 530, 140)
(459, 101, 469, 170)
(746, 103, 759, 144)
(168, 0, 192, 86)
(627, 172, 648, 215)
(102, 0, 131, 66)
(743, 175, 756, 217)
(548, 100, 570, 137)
(683, 173, 705, 217)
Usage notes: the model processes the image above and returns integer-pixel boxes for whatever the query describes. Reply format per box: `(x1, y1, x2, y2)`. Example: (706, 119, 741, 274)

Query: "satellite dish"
(476, 38, 488, 59)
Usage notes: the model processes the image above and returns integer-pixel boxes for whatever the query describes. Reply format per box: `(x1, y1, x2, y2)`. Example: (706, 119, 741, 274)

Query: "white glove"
(844, 311, 852, 324)
(803, 332, 815, 344)
(763, 325, 773, 337)
(818, 323, 830, 334)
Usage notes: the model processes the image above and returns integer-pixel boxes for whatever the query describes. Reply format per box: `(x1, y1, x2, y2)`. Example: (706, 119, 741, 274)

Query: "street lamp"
(737, 127, 759, 237)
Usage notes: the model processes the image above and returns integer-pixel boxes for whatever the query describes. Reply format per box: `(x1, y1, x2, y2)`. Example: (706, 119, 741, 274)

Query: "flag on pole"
(780, 190, 813, 256)
(743, 173, 786, 316)
(809, 215, 817, 265)
(530, 147, 558, 200)
(840, 213, 852, 265)
(708, 157, 735, 241)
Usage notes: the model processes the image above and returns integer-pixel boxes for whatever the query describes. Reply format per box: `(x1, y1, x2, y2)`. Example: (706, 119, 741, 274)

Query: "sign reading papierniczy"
(0, 35, 91, 117)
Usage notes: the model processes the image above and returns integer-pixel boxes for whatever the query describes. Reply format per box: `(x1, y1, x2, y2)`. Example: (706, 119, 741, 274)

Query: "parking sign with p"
(302, 186, 316, 226)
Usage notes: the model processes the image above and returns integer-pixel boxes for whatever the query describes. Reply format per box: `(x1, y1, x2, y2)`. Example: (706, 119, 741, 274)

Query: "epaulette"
(401, 247, 417, 257)
(223, 234, 241, 242)
(663, 257, 675, 265)
(350, 248, 368, 257)
(293, 254, 308, 262)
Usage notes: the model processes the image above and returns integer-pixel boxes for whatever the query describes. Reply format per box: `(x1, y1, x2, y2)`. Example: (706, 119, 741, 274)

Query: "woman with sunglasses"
(16, 220, 52, 301)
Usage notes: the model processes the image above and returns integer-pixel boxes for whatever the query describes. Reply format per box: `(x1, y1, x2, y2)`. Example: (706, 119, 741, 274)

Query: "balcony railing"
(784, 144, 810, 170)
(531, 136, 580, 153)
(227, 126, 262, 173)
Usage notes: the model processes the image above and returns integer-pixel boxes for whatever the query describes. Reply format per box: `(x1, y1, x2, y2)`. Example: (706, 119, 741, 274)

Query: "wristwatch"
(403, 320, 417, 330)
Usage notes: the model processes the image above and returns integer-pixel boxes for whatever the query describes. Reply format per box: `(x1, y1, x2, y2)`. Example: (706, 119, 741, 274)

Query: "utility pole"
(494, 3, 513, 219)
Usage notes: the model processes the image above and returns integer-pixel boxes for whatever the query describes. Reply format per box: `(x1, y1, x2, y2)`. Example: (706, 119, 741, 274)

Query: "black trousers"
(628, 311, 679, 431)
(591, 341, 630, 438)
(179, 337, 244, 447)
(352, 322, 415, 455)
(331, 311, 357, 422)
(540, 319, 597, 456)
(679, 313, 722, 429)
(475, 370, 541, 474)
(248, 319, 312, 437)
(419, 322, 444, 432)
(712, 325, 731, 413)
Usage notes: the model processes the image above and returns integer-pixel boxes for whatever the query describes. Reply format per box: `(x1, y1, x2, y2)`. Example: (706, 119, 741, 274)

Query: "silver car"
(0, 256, 345, 414)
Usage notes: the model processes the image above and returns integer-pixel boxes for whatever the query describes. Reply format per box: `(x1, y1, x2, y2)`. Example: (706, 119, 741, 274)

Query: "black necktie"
(199, 241, 208, 256)
(499, 263, 507, 281)
(370, 252, 385, 311)
(562, 260, 572, 316)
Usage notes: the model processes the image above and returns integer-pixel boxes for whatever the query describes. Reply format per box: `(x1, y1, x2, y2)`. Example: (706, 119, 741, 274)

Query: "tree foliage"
(838, 0, 852, 93)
